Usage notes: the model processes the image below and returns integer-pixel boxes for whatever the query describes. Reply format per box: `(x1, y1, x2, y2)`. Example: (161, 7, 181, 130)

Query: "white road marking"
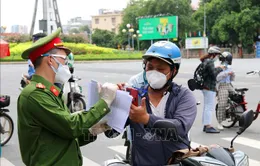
(0, 157, 15, 166)
(108, 145, 127, 155)
(82, 156, 100, 166)
(222, 137, 260, 150)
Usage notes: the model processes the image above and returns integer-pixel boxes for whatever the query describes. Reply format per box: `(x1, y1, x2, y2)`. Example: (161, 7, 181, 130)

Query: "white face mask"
(51, 57, 71, 84)
(146, 70, 169, 89)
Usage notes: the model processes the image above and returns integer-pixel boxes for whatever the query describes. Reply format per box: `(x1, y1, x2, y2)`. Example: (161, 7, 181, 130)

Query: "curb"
(0, 59, 141, 65)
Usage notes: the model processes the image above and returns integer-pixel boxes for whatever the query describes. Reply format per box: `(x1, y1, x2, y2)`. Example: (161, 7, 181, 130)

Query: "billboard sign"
(256, 41, 260, 58)
(138, 16, 178, 40)
(185, 37, 208, 49)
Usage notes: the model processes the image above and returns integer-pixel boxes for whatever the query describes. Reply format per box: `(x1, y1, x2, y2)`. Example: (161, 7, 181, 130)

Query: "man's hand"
(117, 83, 130, 90)
(228, 71, 234, 75)
(129, 98, 149, 124)
(100, 83, 118, 107)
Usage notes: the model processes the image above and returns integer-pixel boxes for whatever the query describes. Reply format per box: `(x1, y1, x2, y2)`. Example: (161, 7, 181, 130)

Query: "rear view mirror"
(153, 120, 178, 141)
(238, 110, 254, 134)
(187, 79, 196, 91)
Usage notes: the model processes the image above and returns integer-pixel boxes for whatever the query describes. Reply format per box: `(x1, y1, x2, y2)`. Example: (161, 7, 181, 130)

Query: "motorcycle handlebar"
(246, 70, 260, 75)
(247, 71, 255, 74)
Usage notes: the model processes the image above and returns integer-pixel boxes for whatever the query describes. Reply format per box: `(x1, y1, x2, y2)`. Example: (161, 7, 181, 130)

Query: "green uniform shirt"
(17, 75, 110, 166)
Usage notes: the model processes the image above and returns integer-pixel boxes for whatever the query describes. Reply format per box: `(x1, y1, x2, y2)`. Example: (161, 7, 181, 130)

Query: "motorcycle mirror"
(153, 120, 192, 150)
(230, 110, 254, 149)
(153, 120, 179, 142)
(237, 110, 254, 135)
(187, 79, 196, 91)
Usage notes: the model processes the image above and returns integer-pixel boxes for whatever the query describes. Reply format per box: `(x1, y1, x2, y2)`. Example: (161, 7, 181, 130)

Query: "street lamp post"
(126, 24, 131, 50)
(132, 34, 136, 50)
(122, 24, 134, 50)
(129, 27, 134, 50)
(137, 30, 142, 51)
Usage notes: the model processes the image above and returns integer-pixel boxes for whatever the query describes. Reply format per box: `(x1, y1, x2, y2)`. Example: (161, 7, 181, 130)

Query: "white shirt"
(150, 93, 170, 118)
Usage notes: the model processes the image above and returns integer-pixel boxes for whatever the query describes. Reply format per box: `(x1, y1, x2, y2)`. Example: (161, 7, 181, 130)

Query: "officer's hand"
(89, 123, 111, 136)
(129, 98, 149, 125)
(100, 82, 118, 107)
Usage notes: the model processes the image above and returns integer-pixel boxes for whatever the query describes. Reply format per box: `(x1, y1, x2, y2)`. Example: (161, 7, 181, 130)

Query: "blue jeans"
(202, 90, 216, 125)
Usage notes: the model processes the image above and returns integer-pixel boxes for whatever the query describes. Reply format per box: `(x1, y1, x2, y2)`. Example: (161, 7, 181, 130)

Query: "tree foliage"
(69, 28, 80, 34)
(92, 29, 117, 48)
(119, 0, 196, 49)
(193, 0, 260, 47)
(79, 25, 91, 34)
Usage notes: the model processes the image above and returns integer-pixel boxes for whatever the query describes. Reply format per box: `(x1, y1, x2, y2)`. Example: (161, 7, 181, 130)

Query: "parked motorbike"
(215, 70, 260, 128)
(103, 110, 254, 166)
(0, 95, 14, 146)
(63, 74, 86, 113)
(19, 68, 86, 113)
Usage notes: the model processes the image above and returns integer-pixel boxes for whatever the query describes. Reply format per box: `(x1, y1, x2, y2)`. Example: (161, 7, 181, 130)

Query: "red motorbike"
(215, 70, 259, 128)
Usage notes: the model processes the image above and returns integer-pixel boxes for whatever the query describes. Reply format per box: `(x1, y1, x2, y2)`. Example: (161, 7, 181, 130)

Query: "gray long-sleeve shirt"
(128, 78, 197, 166)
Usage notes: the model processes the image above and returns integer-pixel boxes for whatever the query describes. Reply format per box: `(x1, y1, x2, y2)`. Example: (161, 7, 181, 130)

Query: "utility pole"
(30, 0, 62, 35)
(203, 0, 207, 54)
(30, 0, 39, 36)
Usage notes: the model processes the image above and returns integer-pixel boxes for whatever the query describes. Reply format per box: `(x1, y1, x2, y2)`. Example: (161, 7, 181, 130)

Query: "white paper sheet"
(86, 80, 132, 133)
(105, 90, 132, 133)
(86, 80, 99, 110)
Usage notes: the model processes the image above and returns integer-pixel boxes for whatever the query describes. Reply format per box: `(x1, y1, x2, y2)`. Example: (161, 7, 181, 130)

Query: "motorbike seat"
(68, 76, 81, 82)
(0, 95, 10, 108)
(235, 88, 248, 92)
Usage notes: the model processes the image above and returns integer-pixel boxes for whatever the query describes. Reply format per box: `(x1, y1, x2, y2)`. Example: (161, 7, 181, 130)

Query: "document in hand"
(87, 80, 133, 133)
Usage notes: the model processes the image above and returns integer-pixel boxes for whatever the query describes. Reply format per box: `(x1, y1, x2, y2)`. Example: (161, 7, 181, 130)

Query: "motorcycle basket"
(0, 95, 10, 108)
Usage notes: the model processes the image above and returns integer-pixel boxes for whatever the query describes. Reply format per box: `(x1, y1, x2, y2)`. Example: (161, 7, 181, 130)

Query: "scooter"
(63, 73, 86, 113)
(103, 110, 253, 166)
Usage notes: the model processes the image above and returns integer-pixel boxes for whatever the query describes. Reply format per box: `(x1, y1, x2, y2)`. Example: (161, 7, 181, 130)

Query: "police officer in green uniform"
(17, 28, 118, 166)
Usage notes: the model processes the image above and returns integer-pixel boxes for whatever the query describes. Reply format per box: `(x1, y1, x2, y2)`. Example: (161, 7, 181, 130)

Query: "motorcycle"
(63, 74, 86, 113)
(0, 95, 14, 146)
(103, 110, 254, 166)
(215, 70, 260, 128)
(19, 68, 86, 113)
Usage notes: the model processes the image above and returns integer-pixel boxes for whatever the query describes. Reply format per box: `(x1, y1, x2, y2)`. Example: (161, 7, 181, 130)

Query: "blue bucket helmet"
(142, 41, 181, 77)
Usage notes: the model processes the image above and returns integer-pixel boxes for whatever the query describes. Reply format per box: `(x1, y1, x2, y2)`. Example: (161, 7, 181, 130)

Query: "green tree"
(193, 0, 260, 49)
(79, 25, 91, 34)
(119, 0, 196, 49)
(92, 29, 117, 48)
(69, 28, 80, 34)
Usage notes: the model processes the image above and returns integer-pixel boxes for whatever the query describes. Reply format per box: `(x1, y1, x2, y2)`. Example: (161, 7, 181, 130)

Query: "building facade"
(11, 25, 28, 34)
(63, 17, 91, 34)
(91, 9, 123, 34)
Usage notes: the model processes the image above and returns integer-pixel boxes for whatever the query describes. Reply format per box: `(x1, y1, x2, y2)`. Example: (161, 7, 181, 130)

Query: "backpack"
(188, 62, 206, 91)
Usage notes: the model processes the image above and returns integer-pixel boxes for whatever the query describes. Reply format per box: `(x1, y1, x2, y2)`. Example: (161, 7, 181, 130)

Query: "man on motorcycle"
(113, 41, 197, 165)
(216, 52, 235, 130)
(17, 28, 119, 166)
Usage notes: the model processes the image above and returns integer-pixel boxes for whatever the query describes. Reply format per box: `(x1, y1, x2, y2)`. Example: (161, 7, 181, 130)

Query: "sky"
(1, 0, 200, 33)
(1, 0, 128, 33)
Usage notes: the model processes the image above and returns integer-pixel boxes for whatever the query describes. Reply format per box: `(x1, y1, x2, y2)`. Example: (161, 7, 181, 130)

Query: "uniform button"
(103, 108, 107, 112)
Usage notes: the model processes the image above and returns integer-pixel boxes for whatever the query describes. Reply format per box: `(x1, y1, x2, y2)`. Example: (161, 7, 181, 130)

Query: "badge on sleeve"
(36, 83, 46, 89)
(50, 86, 59, 96)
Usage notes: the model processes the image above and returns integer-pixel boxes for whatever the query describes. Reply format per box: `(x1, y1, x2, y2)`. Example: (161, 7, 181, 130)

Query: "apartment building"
(91, 9, 123, 34)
